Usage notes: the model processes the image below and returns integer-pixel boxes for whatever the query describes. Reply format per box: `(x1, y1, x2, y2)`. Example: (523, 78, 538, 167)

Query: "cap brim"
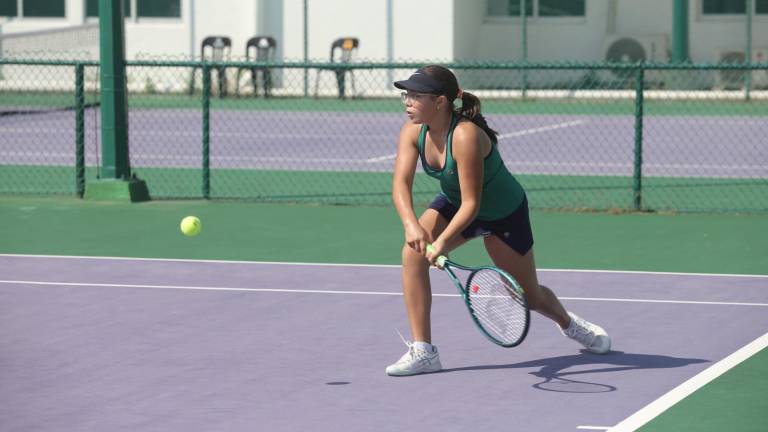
(393, 70, 444, 94)
(393, 79, 437, 93)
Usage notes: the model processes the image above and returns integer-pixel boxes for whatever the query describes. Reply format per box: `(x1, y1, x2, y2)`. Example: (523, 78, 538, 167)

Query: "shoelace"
(394, 329, 434, 365)
(566, 317, 597, 346)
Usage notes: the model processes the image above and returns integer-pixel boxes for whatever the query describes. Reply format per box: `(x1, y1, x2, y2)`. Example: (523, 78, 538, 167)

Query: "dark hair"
(421, 65, 498, 143)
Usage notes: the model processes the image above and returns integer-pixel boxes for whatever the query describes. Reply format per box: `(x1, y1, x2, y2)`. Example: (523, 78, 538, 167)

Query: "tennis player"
(387, 65, 611, 376)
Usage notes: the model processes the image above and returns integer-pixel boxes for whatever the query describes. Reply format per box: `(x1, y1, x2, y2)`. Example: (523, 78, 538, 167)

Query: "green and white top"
(417, 113, 526, 220)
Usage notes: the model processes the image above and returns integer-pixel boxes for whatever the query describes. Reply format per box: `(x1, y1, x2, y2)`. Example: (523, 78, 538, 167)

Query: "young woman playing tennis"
(387, 65, 611, 376)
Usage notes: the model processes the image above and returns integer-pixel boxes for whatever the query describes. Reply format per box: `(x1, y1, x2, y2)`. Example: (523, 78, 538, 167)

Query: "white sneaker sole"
(385, 363, 442, 376)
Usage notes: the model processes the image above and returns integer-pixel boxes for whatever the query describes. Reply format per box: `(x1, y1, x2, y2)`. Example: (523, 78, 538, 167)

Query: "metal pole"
(672, 0, 689, 63)
(520, 0, 528, 98)
(386, 0, 393, 85)
(75, 63, 86, 198)
(632, 65, 644, 211)
(303, 0, 308, 97)
(202, 64, 211, 199)
(98, 0, 130, 179)
(746, 0, 753, 101)
(189, 0, 196, 59)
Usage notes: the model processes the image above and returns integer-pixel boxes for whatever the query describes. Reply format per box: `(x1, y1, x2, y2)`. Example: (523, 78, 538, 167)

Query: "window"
(137, 0, 180, 18)
(86, 0, 132, 18)
(0, 0, 17, 17)
(539, 0, 585, 16)
(488, 0, 584, 17)
(87, 0, 180, 19)
(703, 0, 768, 14)
(23, 0, 65, 17)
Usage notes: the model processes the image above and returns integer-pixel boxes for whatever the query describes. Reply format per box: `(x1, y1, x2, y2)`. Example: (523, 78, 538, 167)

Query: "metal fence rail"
(1, 59, 766, 213)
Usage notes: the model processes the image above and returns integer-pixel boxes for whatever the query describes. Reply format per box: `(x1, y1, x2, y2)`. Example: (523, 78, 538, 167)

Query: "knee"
(402, 244, 428, 268)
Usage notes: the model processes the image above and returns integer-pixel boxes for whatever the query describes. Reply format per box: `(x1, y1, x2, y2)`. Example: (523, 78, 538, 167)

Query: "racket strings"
(466, 269, 527, 345)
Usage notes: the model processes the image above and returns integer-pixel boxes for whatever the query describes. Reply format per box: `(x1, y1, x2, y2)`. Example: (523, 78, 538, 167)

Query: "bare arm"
(428, 122, 486, 261)
(392, 122, 430, 253)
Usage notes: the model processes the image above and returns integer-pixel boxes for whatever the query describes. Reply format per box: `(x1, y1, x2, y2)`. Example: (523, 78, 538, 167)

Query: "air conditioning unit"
(716, 48, 768, 89)
(604, 35, 669, 64)
(602, 35, 669, 85)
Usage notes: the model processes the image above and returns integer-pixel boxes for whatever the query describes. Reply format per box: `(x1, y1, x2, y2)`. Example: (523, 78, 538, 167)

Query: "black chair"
(314, 37, 359, 99)
(235, 36, 277, 97)
(189, 36, 232, 97)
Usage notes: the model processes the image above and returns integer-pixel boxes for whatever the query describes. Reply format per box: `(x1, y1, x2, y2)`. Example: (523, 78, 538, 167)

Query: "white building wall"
(391, 0, 453, 61)
(1, 0, 766, 67)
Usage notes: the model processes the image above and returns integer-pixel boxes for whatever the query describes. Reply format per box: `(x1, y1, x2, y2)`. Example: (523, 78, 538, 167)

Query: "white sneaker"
(385, 343, 442, 376)
(562, 312, 611, 354)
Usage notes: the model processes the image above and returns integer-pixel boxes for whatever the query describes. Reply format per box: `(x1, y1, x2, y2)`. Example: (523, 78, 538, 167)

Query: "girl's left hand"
(425, 239, 447, 268)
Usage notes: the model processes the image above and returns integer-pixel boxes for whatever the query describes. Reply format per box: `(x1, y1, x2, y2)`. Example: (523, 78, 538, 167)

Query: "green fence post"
(97, 0, 129, 180)
(202, 63, 211, 199)
(520, 0, 528, 99)
(746, 0, 753, 101)
(303, 0, 309, 98)
(633, 65, 645, 211)
(672, 0, 689, 63)
(85, 0, 149, 201)
(75, 63, 85, 198)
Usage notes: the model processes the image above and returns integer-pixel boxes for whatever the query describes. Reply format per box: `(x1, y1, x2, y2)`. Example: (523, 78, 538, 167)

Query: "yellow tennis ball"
(180, 216, 201, 236)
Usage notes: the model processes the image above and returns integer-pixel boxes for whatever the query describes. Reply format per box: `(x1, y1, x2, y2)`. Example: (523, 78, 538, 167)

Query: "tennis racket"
(427, 244, 530, 347)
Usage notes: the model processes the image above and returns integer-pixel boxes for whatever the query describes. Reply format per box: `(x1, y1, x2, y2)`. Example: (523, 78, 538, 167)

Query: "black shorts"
(428, 194, 534, 256)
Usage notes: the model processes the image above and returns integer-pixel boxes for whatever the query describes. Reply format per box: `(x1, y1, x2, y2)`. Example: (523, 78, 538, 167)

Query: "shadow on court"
(439, 351, 709, 393)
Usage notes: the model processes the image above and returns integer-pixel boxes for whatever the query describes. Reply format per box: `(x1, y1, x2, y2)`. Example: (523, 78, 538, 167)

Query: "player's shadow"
(439, 351, 709, 393)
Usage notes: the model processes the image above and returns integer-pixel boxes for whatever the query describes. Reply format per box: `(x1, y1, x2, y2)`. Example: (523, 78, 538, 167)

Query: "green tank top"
(417, 113, 525, 220)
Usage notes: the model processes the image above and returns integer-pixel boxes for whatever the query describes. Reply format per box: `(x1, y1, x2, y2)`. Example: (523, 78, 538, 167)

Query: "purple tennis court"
(1, 255, 767, 431)
(2, 110, 767, 177)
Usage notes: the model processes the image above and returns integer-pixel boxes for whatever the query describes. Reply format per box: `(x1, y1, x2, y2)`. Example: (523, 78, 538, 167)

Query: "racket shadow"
(438, 351, 709, 393)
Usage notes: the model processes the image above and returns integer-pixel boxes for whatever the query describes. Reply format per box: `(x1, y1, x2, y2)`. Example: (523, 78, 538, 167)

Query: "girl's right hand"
(404, 222, 430, 255)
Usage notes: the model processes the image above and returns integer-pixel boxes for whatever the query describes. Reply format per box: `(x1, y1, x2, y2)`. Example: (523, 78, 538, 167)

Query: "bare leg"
(483, 235, 570, 329)
(401, 209, 470, 342)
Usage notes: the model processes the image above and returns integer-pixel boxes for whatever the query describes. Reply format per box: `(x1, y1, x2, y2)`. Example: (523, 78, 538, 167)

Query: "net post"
(632, 65, 645, 211)
(75, 63, 85, 198)
(202, 63, 211, 199)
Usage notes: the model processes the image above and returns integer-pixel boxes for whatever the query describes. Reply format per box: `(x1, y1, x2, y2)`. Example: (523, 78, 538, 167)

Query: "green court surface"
(638, 347, 768, 432)
(1, 196, 767, 273)
(2, 167, 765, 213)
(1, 196, 766, 430)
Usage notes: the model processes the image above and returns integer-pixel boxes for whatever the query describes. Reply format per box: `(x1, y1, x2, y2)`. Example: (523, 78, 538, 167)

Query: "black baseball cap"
(394, 68, 445, 94)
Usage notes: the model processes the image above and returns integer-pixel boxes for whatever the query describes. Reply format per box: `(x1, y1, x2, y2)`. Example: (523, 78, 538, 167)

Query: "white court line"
(1, 280, 767, 307)
(497, 120, 587, 140)
(1, 254, 767, 279)
(503, 160, 768, 171)
(364, 120, 588, 162)
(608, 331, 768, 432)
(577, 427, 611, 431)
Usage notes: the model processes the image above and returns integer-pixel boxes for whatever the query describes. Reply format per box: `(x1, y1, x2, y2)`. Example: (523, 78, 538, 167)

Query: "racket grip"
(426, 244, 448, 267)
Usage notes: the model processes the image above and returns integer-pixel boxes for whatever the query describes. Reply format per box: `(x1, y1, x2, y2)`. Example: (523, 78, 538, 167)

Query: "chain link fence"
(1, 58, 766, 213)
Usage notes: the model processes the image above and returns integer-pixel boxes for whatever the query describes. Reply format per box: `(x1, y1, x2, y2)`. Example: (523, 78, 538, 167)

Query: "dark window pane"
(0, 0, 18, 16)
(487, 0, 508, 15)
(757, 0, 768, 13)
(508, 0, 533, 16)
(23, 0, 65, 17)
(702, 0, 746, 14)
(86, 0, 131, 18)
(540, 0, 585, 16)
(137, 0, 180, 18)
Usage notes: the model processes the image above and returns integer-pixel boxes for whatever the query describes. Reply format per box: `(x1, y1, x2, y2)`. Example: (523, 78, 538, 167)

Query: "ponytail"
(458, 91, 498, 144)
(417, 64, 499, 143)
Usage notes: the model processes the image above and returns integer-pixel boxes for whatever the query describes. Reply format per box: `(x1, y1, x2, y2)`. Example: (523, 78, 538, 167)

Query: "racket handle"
(426, 244, 448, 267)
